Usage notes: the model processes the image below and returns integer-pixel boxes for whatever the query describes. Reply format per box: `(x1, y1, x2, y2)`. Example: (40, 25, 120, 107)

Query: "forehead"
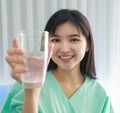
(55, 21, 81, 34)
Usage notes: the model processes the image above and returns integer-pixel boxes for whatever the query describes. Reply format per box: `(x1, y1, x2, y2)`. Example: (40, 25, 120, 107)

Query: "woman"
(1, 9, 114, 113)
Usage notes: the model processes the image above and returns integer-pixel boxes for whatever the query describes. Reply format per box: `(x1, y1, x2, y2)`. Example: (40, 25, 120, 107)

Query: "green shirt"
(0, 71, 114, 113)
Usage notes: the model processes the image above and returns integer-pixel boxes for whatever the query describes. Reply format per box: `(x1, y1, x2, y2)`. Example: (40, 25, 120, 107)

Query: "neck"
(52, 67, 84, 84)
(52, 67, 85, 98)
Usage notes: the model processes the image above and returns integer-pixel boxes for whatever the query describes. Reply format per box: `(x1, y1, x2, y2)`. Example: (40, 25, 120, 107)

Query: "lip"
(59, 55, 74, 62)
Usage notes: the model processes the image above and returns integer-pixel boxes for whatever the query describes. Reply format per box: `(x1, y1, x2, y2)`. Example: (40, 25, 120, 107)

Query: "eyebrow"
(50, 34, 80, 38)
(69, 34, 80, 38)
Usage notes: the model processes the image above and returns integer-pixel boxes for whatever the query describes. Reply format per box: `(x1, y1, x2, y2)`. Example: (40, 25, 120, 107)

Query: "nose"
(60, 41, 70, 53)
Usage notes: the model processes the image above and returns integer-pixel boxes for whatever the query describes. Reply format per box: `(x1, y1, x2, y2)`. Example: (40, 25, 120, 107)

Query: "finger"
(6, 55, 25, 67)
(13, 38, 19, 48)
(11, 67, 28, 83)
(7, 38, 25, 55)
(7, 48, 24, 56)
(11, 72, 22, 83)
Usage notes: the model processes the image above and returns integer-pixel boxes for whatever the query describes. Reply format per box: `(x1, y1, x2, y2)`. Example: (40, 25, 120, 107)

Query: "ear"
(85, 43, 89, 52)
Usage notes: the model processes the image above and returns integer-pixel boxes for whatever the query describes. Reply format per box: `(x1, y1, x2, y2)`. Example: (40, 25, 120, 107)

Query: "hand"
(6, 38, 26, 82)
(6, 38, 54, 83)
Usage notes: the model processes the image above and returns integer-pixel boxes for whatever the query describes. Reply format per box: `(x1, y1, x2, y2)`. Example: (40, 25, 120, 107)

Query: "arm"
(22, 88, 40, 113)
(6, 38, 54, 113)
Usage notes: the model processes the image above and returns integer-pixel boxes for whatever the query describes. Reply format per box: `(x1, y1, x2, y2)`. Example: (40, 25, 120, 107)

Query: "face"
(49, 21, 89, 71)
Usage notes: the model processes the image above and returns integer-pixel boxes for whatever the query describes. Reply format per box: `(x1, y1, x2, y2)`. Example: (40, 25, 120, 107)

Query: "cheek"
(75, 45, 87, 56)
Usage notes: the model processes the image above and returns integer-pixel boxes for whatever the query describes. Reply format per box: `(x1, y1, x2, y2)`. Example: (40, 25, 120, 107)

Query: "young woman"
(1, 9, 114, 113)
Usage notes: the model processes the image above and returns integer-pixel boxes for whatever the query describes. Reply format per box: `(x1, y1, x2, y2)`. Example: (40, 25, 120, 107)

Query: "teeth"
(60, 56, 72, 59)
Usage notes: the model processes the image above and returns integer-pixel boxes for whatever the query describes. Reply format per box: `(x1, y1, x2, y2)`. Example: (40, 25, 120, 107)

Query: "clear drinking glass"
(18, 31, 48, 89)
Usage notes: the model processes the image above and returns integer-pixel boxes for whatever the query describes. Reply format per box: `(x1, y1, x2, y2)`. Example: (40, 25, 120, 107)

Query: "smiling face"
(49, 21, 89, 71)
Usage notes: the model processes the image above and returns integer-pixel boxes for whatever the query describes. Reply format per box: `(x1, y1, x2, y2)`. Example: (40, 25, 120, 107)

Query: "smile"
(59, 55, 74, 61)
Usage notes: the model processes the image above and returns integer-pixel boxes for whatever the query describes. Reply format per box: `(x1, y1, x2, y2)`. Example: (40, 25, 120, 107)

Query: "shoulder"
(9, 82, 23, 94)
(85, 76, 108, 98)
(9, 82, 24, 112)
(41, 70, 53, 90)
(46, 70, 52, 76)
(90, 78, 115, 112)
(84, 76, 114, 113)
(0, 82, 24, 113)
(45, 70, 53, 83)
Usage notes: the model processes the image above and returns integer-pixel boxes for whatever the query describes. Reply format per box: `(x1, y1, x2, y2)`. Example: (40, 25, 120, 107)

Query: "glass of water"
(18, 31, 48, 89)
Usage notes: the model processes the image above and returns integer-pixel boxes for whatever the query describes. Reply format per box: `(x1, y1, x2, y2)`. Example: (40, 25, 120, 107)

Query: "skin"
(6, 21, 89, 113)
(6, 38, 54, 113)
(50, 21, 89, 98)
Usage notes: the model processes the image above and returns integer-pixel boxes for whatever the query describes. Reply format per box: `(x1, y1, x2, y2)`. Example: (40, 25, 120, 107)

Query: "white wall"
(0, 0, 120, 112)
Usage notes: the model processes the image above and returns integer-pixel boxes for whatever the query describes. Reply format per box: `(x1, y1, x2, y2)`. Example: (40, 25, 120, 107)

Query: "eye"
(70, 38, 80, 42)
(50, 38, 60, 43)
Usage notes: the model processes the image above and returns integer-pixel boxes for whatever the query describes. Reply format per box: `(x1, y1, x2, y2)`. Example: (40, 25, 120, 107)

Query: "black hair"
(44, 9, 96, 79)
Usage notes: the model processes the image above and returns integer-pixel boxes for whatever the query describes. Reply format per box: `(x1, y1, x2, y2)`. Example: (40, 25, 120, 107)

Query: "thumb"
(13, 38, 19, 48)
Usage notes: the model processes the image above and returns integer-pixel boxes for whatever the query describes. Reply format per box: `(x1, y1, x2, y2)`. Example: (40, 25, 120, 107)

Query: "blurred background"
(0, 0, 120, 112)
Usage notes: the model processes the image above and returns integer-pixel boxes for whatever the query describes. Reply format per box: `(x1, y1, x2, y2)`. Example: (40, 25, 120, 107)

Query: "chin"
(59, 65, 75, 71)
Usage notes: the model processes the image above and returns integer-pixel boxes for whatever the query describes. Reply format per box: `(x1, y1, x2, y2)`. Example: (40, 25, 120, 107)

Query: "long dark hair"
(44, 9, 96, 79)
